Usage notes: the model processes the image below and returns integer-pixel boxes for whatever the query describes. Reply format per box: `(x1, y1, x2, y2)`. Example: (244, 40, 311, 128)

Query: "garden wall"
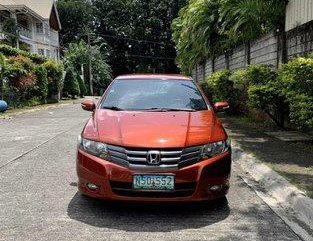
(192, 20, 313, 82)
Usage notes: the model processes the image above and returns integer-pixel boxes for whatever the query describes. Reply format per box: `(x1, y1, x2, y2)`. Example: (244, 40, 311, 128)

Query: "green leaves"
(172, 0, 287, 72)
(279, 58, 313, 129)
(172, 0, 222, 73)
(62, 40, 112, 95)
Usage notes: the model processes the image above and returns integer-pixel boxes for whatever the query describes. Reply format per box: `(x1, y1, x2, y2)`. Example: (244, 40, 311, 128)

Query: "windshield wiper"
(143, 108, 196, 112)
(102, 106, 125, 111)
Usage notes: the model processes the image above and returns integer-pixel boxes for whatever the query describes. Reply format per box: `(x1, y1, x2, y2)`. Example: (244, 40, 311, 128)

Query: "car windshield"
(101, 79, 208, 111)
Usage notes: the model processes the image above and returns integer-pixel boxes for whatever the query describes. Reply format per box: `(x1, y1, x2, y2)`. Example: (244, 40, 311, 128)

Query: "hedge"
(0, 44, 64, 108)
(0, 44, 45, 64)
(279, 58, 313, 129)
(63, 67, 80, 98)
(199, 57, 313, 130)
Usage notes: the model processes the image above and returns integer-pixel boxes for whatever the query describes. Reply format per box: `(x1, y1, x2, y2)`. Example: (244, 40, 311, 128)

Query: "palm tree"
(219, 0, 287, 44)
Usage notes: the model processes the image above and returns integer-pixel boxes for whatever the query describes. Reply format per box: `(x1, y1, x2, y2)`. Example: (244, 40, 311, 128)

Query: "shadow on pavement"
(67, 192, 230, 232)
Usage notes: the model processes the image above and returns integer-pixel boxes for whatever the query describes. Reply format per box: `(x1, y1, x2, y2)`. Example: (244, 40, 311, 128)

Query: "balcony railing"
(17, 25, 32, 39)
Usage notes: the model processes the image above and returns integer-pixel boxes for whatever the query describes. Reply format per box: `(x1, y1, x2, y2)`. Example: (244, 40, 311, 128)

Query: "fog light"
(209, 185, 223, 192)
(86, 183, 98, 190)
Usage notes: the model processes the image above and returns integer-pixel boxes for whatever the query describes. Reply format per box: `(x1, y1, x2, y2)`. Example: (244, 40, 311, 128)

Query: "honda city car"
(77, 74, 231, 202)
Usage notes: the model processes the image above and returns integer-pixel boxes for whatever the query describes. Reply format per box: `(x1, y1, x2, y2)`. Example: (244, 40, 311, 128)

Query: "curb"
(232, 141, 313, 241)
(0, 100, 81, 119)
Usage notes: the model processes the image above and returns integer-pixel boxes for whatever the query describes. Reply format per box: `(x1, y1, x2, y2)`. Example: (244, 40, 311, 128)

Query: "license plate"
(133, 175, 175, 190)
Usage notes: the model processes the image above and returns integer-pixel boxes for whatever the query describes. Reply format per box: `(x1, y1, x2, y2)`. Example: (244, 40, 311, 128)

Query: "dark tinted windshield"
(101, 79, 208, 111)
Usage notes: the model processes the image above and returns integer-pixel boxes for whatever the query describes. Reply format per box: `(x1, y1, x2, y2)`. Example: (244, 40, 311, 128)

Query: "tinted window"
(101, 79, 208, 111)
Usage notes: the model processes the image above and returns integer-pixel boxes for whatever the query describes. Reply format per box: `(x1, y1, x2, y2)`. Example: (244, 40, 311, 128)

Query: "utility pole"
(87, 33, 93, 96)
(87, 0, 93, 96)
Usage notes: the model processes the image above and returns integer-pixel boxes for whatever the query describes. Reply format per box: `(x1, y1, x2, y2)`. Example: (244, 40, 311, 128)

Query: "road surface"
(0, 103, 301, 241)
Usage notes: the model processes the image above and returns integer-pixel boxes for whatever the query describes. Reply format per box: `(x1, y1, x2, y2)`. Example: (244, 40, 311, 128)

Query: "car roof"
(115, 74, 192, 81)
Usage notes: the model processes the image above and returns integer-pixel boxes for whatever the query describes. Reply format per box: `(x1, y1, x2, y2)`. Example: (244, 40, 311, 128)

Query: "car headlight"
(78, 135, 109, 159)
(200, 139, 231, 159)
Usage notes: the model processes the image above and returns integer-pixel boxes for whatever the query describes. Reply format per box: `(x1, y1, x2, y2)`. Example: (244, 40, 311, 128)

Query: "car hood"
(83, 109, 227, 148)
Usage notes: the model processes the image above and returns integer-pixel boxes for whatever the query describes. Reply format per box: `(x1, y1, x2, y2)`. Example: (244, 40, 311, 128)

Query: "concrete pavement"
(0, 103, 302, 241)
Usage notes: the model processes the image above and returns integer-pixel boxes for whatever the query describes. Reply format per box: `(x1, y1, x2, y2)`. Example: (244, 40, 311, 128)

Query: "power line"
(125, 54, 175, 60)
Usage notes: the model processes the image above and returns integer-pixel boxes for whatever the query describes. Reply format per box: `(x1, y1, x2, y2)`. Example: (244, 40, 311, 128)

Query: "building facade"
(285, 0, 313, 31)
(0, 0, 61, 60)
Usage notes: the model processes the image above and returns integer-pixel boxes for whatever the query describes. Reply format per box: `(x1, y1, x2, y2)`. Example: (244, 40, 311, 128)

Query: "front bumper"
(76, 149, 231, 202)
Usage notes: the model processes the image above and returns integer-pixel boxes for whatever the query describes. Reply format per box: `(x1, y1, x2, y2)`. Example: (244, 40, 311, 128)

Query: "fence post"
(211, 57, 215, 73)
(281, 31, 288, 64)
(225, 52, 230, 69)
(202, 62, 206, 81)
(245, 41, 251, 66)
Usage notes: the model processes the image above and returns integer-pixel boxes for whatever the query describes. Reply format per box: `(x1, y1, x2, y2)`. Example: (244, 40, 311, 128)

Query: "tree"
(56, 0, 93, 47)
(63, 41, 112, 95)
(77, 75, 87, 97)
(58, 0, 186, 76)
(63, 67, 80, 98)
(219, 0, 287, 43)
(2, 18, 18, 47)
(171, 0, 288, 72)
(33, 65, 48, 101)
(172, 0, 223, 73)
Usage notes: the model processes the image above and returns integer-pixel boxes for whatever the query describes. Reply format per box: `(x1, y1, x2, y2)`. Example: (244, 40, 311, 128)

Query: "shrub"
(43, 60, 64, 98)
(245, 65, 286, 127)
(63, 68, 80, 98)
(33, 65, 48, 101)
(206, 70, 243, 113)
(229, 69, 250, 112)
(279, 57, 313, 129)
(0, 44, 45, 64)
(77, 75, 87, 97)
(2, 18, 18, 46)
(5, 56, 36, 93)
(207, 70, 233, 102)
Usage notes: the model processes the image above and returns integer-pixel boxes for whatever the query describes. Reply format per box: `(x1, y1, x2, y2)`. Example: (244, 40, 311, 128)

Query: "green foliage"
(244, 64, 278, 85)
(0, 45, 62, 108)
(219, 0, 286, 44)
(33, 65, 48, 101)
(279, 58, 313, 129)
(0, 44, 45, 64)
(63, 40, 112, 94)
(202, 70, 244, 113)
(43, 60, 64, 97)
(58, 0, 185, 75)
(2, 18, 18, 46)
(206, 70, 233, 102)
(5, 55, 36, 91)
(243, 65, 286, 127)
(63, 68, 80, 98)
(172, 0, 288, 72)
(77, 75, 87, 97)
(172, 0, 222, 73)
(57, 0, 93, 47)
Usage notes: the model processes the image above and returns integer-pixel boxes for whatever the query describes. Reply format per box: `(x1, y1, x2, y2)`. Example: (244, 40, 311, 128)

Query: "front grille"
(107, 145, 201, 170)
(110, 181, 196, 198)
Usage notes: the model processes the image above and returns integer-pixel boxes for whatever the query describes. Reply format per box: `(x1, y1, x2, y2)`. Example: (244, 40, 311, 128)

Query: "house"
(0, 0, 61, 60)
(285, 0, 313, 31)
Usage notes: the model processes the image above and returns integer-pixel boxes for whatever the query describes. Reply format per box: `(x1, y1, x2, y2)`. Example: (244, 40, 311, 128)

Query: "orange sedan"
(77, 74, 231, 202)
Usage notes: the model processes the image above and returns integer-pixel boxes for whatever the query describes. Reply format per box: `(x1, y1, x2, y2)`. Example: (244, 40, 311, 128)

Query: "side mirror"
(214, 101, 229, 112)
(81, 99, 95, 111)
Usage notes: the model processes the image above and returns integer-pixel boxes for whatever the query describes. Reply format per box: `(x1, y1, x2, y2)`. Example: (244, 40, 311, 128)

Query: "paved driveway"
(0, 103, 301, 241)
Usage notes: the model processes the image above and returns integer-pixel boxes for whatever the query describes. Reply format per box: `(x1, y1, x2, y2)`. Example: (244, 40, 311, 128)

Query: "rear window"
(101, 79, 208, 111)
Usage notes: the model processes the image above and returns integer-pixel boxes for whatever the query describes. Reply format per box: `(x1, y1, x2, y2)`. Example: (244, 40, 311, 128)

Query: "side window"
(38, 49, 44, 56)
(36, 23, 43, 33)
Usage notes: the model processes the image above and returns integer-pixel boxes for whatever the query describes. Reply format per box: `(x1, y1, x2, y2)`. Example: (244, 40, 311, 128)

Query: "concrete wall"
(193, 21, 313, 82)
(229, 45, 246, 70)
(250, 33, 278, 66)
